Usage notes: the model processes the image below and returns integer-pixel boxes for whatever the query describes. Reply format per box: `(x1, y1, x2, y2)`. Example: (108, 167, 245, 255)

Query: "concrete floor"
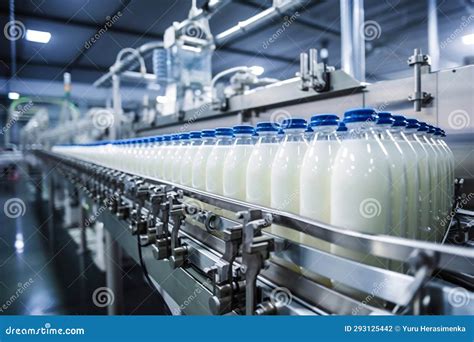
(0, 163, 169, 315)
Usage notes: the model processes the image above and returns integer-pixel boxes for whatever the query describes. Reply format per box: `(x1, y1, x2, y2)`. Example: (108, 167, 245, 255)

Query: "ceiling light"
(26, 29, 51, 43)
(8, 92, 20, 100)
(462, 33, 474, 45)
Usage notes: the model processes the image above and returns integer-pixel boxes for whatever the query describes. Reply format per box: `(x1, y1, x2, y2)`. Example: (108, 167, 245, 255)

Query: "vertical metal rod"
(427, 0, 439, 71)
(414, 48, 422, 112)
(353, 0, 365, 81)
(111, 74, 121, 140)
(105, 230, 124, 315)
(340, 0, 354, 78)
(340, 0, 365, 81)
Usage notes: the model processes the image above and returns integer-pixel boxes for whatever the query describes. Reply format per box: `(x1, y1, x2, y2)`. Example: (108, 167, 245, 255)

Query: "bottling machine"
(18, 0, 473, 315)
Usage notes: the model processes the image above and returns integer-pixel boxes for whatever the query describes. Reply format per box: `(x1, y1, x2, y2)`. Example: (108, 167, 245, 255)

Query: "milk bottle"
(192, 130, 216, 190)
(300, 114, 340, 276)
(305, 125, 314, 142)
(374, 112, 408, 240)
(390, 115, 420, 240)
(404, 119, 432, 239)
(180, 131, 202, 186)
(163, 135, 180, 181)
(223, 125, 255, 200)
(271, 118, 308, 214)
(246, 122, 280, 206)
(146, 136, 162, 177)
(137, 138, 151, 176)
(427, 125, 449, 240)
(172, 133, 190, 184)
(206, 128, 234, 195)
(330, 109, 391, 267)
(154, 135, 171, 179)
(300, 114, 340, 225)
(435, 129, 455, 216)
(418, 122, 440, 241)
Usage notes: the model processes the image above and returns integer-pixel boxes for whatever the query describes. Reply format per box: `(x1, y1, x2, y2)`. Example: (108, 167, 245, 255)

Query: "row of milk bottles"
(52, 109, 455, 247)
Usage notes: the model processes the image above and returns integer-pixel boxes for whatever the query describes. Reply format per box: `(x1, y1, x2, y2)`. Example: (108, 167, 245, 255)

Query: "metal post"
(111, 74, 121, 140)
(340, 0, 365, 81)
(105, 230, 124, 315)
(427, 0, 439, 71)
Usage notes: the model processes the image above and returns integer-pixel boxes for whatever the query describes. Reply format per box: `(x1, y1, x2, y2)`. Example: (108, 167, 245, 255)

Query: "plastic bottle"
(331, 108, 391, 264)
(223, 125, 255, 200)
(374, 112, 408, 240)
(271, 118, 308, 215)
(192, 130, 216, 190)
(206, 128, 234, 195)
(163, 134, 180, 181)
(172, 133, 190, 184)
(246, 122, 280, 206)
(391, 115, 420, 240)
(180, 131, 202, 186)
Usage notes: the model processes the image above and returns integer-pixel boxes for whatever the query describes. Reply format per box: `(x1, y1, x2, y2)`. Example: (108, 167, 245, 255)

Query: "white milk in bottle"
(300, 114, 340, 226)
(270, 118, 308, 241)
(331, 109, 391, 277)
(163, 135, 180, 181)
(192, 130, 216, 190)
(206, 128, 234, 195)
(180, 131, 202, 186)
(223, 125, 255, 200)
(146, 136, 162, 178)
(374, 112, 408, 240)
(391, 115, 420, 240)
(246, 122, 280, 206)
(418, 123, 440, 241)
(172, 133, 190, 184)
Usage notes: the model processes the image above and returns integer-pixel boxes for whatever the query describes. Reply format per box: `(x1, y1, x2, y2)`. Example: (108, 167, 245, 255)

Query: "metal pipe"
(105, 230, 124, 315)
(427, 0, 439, 71)
(215, 0, 305, 45)
(93, 42, 164, 88)
(413, 48, 422, 112)
(340, 0, 366, 81)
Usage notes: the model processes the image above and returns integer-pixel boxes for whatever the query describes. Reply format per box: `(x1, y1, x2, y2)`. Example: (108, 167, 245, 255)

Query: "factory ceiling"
(0, 0, 471, 84)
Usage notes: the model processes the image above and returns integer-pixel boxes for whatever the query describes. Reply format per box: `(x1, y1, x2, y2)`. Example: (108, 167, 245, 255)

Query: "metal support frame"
(35, 150, 474, 316)
(105, 229, 124, 315)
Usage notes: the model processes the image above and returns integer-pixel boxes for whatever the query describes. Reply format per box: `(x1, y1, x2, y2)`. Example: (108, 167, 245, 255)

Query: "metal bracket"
(236, 209, 273, 315)
(407, 48, 433, 112)
(298, 48, 330, 92)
